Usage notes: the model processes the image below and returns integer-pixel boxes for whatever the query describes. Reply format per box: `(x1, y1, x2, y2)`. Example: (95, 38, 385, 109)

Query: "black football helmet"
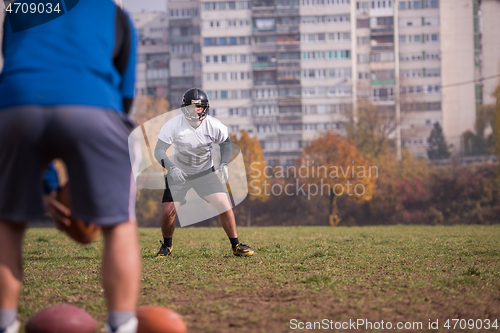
(181, 87, 210, 121)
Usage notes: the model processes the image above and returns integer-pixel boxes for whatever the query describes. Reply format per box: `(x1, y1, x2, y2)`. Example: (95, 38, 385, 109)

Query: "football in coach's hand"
(137, 306, 187, 333)
(25, 304, 97, 333)
(57, 184, 101, 244)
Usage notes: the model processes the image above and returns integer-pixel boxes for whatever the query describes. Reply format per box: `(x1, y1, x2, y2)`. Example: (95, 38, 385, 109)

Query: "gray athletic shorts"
(163, 171, 227, 204)
(0, 105, 136, 226)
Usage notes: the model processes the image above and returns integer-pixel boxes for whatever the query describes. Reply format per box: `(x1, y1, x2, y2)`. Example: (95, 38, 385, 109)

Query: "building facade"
(130, 0, 500, 163)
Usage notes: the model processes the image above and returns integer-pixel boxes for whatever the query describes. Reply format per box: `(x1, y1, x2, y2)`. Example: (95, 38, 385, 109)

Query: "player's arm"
(113, 6, 137, 114)
(218, 137, 231, 183)
(219, 137, 232, 164)
(154, 139, 175, 170)
(154, 139, 187, 184)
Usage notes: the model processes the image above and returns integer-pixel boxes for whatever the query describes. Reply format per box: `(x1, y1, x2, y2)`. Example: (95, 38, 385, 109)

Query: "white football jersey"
(158, 114, 228, 175)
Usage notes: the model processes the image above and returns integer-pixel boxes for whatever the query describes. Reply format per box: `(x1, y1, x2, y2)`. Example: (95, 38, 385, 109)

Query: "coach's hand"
(218, 163, 229, 184)
(43, 191, 71, 231)
(169, 166, 188, 185)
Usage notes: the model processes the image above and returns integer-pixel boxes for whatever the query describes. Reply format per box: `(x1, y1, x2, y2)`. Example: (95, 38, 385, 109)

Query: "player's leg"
(198, 172, 255, 257)
(161, 202, 177, 238)
(205, 192, 237, 237)
(0, 106, 48, 333)
(101, 220, 140, 331)
(55, 106, 140, 332)
(155, 201, 177, 257)
(0, 222, 25, 333)
(155, 177, 178, 257)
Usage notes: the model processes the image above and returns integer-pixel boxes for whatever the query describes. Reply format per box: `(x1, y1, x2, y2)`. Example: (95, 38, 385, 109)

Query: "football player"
(0, 1, 140, 332)
(153, 87, 254, 258)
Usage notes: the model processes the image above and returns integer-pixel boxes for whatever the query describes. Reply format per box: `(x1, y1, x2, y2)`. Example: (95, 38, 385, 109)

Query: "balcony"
(277, 78, 300, 85)
(169, 35, 192, 43)
(277, 61, 300, 68)
(277, 44, 300, 52)
(253, 116, 277, 124)
(253, 62, 278, 69)
(278, 114, 302, 122)
(278, 96, 301, 104)
(276, 26, 299, 33)
(146, 79, 168, 86)
(252, 43, 278, 53)
(252, 9, 276, 17)
(276, 7, 299, 15)
(371, 27, 394, 35)
(254, 79, 278, 86)
(372, 79, 395, 86)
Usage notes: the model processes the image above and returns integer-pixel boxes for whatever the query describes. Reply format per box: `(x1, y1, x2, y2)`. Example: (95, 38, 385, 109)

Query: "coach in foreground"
(0, 1, 140, 332)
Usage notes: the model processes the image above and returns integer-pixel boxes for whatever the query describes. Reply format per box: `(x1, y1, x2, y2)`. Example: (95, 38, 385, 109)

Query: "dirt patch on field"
(140, 282, 500, 333)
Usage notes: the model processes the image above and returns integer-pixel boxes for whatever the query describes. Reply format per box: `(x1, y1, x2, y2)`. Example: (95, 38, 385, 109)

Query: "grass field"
(19, 225, 500, 332)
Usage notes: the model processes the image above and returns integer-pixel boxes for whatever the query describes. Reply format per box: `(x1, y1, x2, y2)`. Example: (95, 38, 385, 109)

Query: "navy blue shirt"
(0, 0, 136, 113)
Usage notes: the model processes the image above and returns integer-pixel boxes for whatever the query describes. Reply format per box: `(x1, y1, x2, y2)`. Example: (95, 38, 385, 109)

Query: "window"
(413, 0, 420, 9)
(213, 55, 218, 63)
(229, 37, 237, 45)
(399, 1, 406, 9)
(221, 55, 227, 63)
(431, 34, 438, 42)
(357, 19, 369, 28)
(414, 34, 421, 43)
(400, 35, 406, 43)
(357, 36, 369, 45)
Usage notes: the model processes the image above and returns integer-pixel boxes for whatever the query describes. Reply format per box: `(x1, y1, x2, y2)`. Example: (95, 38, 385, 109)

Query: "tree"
(132, 95, 171, 126)
(299, 132, 377, 226)
(347, 98, 398, 159)
(462, 104, 497, 156)
(229, 129, 268, 226)
(427, 122, 450, 160)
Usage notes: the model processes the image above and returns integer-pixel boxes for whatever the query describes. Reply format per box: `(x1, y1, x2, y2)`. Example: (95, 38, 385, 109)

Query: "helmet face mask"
(181, 88, 210, 121)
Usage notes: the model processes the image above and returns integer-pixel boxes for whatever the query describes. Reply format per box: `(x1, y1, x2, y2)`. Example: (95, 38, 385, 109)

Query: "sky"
(123, 0, 166, 13)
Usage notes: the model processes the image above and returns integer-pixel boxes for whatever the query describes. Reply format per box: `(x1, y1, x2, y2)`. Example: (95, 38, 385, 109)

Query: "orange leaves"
(299, 131, 377, 203)
(229, 130, 269, 202)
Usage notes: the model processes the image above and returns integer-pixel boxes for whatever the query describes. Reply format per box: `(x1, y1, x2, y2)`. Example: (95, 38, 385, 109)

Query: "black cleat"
(155, 241, 173, 258)
(232, 243, 254, 257)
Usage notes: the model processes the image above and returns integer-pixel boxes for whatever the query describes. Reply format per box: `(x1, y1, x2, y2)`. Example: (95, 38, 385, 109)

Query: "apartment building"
(133, 1, 201, 109)
(396, 0, 442, 157)
(167, 0, 202, 108)
(200, 0, 354, 165)
(132, 12, 170, 98)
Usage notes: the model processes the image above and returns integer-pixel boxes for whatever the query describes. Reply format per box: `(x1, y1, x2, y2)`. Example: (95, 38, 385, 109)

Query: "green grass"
(19, 225, 500, 332)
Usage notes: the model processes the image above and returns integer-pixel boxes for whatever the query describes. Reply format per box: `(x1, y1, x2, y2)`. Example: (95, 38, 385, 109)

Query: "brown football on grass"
(26, 304, 97, 333)
(137, 306, 187, 333)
